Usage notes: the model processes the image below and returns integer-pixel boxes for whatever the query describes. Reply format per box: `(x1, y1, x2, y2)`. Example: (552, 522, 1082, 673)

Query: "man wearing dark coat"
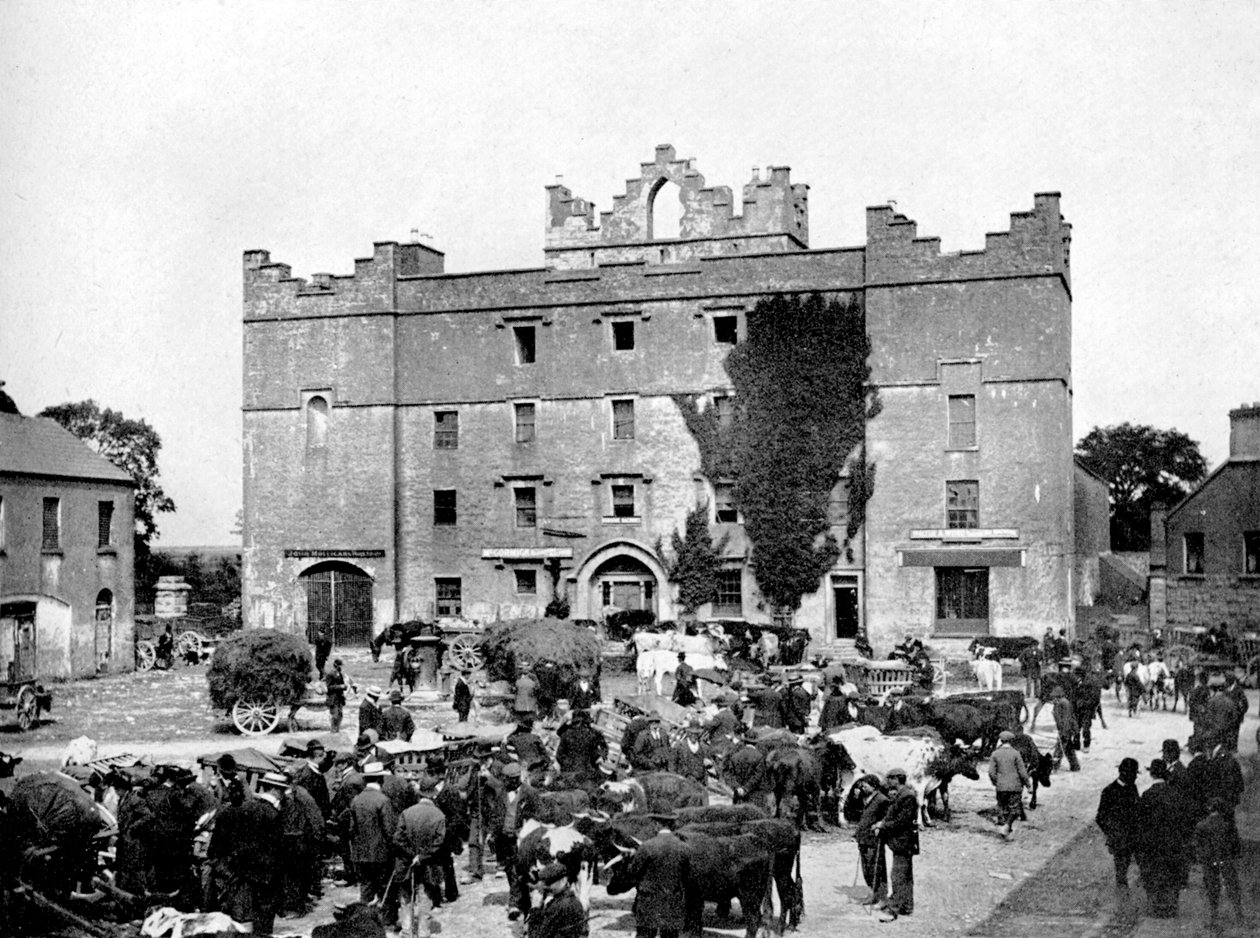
(143, 766, 200, 910)
(1195, 798, 1244, 926)
(382, 766, 418, 817)
(114, 775, 154, 896)
(1136, 760, 1184, 918)
(555, 710, 608, 782)
(291, 740, 331, 818)
(210, 773, 285, 935)
(1222, 674, 1249, 750)
(359, 687, 384, 737)
(312, 624, 333, 679)
(389, 778, 447, 931)
(1071, 666, 1106, 751)
(724, 738, 770, 809)
(347, 764, 395, 906)
(666, 724, 709, 793)
(852, 775, 890, 907)
(1207, 743, 1245, 809)
(630, 715, 671, 773)
(874, 768, 918, 921)
(780, 676, 813, 734)
(1050, 688, 1080, 771)
(325, 658, 353, 733)
(278, 778, 324, 915)
(1096, 757, 1141, 889)
(606, 829, 691, 938)
(818, 680, 852, 732)
(528, 862, 587, 938)
(430, 766, 469, 905)
(671, 653, 697, 707)
(330, 758, 366, 887)
(569, 673, 599, 711)
(453, 670, 474, 723)
(507, 718, 550, 777)
(381, 690, 416, 742)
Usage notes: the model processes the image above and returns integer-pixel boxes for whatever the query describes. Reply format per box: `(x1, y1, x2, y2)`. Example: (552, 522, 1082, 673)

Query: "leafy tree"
(1076, 422, 1208, 550)
(723, 293, 879, 614)
(38, 400, 176, 550)
(656, 502, 729, 617)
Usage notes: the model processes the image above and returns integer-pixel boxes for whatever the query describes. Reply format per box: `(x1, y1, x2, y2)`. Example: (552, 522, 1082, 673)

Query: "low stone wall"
(1164, 575, 1260, 630)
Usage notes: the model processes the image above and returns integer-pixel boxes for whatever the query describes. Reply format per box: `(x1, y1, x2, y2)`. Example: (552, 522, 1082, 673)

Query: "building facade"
(242, 146, 1090, 652)
(0, 414, 136, 680)
(1149, 403, 1260, 632)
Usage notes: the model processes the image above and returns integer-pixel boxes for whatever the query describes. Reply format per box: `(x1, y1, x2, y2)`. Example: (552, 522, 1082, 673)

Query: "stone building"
(0, 413, 136, 679)
(1149, 403, 1260, 633)
(242, 145, 1100, 653)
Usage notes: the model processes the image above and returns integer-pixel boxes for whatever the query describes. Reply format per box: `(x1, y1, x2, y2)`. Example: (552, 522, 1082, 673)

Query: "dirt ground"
(4, 652, 1257, 938)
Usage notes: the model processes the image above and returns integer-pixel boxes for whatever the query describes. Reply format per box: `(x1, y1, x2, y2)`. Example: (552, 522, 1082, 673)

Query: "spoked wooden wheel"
(176, 631, 204, 661)
(15, 686, 37, 731)
(135, 640, 157, 671)
(446, 634, 483, 670)
(232, 699, 282, 736)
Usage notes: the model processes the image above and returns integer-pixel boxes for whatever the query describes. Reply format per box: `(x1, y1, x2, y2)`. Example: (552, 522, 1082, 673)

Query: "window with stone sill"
(98, 501, 114, 548)
(435, 578, 462, 617)
(514, 402, 536, 444)
(714, 482, 738, 523)
(611, 484, 636, 518)
(947, 395, 976, 449)
(612, 320, 635, 351)
(714, 568, 743, 615)
(434, 490, 457, 526)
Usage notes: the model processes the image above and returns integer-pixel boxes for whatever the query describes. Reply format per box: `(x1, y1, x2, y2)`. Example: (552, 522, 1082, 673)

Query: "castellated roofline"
(545, 144, 809, 254)
(863, 192, 1072, 286)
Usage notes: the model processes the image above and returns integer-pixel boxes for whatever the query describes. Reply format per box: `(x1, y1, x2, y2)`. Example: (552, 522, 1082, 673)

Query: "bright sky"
(2, 1, 1258, 547)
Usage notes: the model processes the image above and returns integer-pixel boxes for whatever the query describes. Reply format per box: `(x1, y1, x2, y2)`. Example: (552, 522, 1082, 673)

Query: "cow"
(636, 649, 728, 696)
(311, 901, 386, 938)
(516, 819, 597, 916)
(886, 698, 995, 754)
(967, 636, 1039, 661)
(630, 627, 728, 657)
(678, 818, 803, 932)
(526, 788, 592, 826)
(828, 724, 981, 827)
(674, 803, 769, 826)
(595, 773, 706, 815)
(763, 740, 850, 831)
(969, 656, 1003, 690)
(1008, 733, 1054, 811)
(368, 619, 430, 662)
(603, 827, 774, 938)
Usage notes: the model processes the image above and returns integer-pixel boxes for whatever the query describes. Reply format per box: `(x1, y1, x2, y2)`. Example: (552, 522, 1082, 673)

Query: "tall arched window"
(649, 179, 683, 242)
(307, 395, 329, 449)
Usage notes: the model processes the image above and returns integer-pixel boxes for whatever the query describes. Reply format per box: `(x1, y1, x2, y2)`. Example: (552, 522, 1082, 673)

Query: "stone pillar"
(154, 577, 191, 619)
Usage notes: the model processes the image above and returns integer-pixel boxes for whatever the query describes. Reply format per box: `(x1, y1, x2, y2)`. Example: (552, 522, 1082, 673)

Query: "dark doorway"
(833, 577, 859, 640)
(303, 562, 374, 646)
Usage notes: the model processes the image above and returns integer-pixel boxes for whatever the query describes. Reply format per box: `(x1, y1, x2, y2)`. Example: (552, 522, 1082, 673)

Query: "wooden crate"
(854, 662, 919, 696)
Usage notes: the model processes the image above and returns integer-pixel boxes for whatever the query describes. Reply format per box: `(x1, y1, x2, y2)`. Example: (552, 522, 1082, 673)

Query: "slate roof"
(0, 413, 135, 485)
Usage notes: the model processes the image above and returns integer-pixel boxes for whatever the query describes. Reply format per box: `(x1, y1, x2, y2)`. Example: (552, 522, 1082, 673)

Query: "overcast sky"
(2, 1, 1258, 547)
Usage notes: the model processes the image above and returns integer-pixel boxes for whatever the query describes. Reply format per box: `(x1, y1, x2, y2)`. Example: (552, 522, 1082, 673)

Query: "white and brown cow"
(828, 724, 980, 826)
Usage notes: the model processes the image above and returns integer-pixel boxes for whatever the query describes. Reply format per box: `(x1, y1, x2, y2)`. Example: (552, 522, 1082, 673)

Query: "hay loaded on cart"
(208, 629, 354, 736)
(477, 617, 604, 719)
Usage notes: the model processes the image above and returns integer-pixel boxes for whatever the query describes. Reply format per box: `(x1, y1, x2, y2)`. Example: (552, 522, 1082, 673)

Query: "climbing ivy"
(655, 502, 729, 617)
(673, 292, 879, 614)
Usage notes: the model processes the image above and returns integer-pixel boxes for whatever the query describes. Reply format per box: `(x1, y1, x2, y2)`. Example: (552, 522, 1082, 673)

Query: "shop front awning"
(898, 547, 1025, 568)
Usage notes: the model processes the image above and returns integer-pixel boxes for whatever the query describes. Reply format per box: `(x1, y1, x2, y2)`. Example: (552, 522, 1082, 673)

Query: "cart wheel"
(176, 631, 204, 662)
(447, 634, 484, 671)
(232, 699, 282, 736)
(16, 685, 37, 731)
(135, 640, 157, 672)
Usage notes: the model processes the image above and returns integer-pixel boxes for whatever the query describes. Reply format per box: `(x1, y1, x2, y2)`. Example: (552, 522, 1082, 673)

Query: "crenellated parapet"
(865, 193, 1071, 287)
(545, 144, 809, 268)
(242, 241, 445, 319)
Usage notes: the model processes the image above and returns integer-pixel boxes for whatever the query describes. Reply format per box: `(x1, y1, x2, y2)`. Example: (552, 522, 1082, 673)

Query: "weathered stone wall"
(1164, 462, 1260, 575)
(1164, 576, 1260, 631)
(0, 475, 135, 679)
(1074, 463, 1111, 605)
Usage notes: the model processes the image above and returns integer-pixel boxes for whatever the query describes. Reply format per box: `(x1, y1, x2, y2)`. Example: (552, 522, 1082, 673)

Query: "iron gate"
(304, 564, 374, 646)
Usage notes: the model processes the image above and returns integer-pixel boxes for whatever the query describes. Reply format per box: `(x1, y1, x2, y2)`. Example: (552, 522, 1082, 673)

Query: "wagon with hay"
(479, 617, 603, 716)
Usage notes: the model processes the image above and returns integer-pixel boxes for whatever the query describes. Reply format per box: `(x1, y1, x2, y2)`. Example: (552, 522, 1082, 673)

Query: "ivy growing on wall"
(655, 501, 729, 617)
(674, 292, 879, 614)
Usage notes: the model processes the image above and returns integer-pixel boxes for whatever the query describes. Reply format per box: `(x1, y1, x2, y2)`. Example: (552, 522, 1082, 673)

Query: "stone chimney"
(1228, 402, 1260, 458)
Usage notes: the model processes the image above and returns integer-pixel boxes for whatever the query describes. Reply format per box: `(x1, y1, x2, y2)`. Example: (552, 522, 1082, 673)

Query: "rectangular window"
(612, 320, 635, 351)
(514, 569, 538, 595)
(1184, 532, 1205, 574)
(514, 403, 536, 444)
(611, 484, 636, 518)
(1246, 532, 1260, 574)
(97, 501, 114, 548)
(42, 497, 60, 550)
(612, 399, 635, 440)
(0, 495, 5, 549)
(946, 480, 979, 529)
(434, 490, 457, 526)
(935, 567, 989, 626)
(713, 315, 738, 345)
(714, 569, 743, 615)
(515, 487, 537, 528)
(434, 411, 459, 449)
(828, 478, 849, 526)
(514, 325, 536, 365)
(714, 394, 734, 431)
(947, 395, 976, 448)
(435, 578, 462, 617)
(714, 482, 738, 522)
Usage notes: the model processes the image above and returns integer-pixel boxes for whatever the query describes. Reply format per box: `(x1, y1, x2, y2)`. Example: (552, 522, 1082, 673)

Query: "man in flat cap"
(988, 730, 1029, 839)
(529, 861, 585, 938)
(874, 768, 918, 921)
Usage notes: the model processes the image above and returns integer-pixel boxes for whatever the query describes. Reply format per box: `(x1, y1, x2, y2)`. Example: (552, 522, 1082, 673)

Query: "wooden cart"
(0, 601, 52, 730)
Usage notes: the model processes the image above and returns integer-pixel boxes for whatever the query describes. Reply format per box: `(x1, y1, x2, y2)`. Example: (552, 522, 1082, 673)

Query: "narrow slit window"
(42, 497, 60, 550)
(98, 501, 114, 548)
(307, 395, 329, 449)
(514, 325, 536, 365)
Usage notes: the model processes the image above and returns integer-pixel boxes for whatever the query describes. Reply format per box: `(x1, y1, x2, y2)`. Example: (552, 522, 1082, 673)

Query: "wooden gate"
(304, 564, 374, 646)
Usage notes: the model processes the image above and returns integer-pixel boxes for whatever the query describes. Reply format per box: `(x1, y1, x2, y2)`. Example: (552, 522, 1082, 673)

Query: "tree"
(1076, 422, 1208, 550)
(723, 293, 879, 614)
(38, 400, 176, 550)
(656, 502, 729, 617)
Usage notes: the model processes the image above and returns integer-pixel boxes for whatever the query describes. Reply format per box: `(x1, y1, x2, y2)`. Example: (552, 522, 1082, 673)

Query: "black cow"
(528, 788, 591, 826)
(604, 828, 773, 938)
(1008, 734, 1054, 810)
(968, 636, 1039, 661)
(887, 699, 991, 753)
(675, 803, 768, 826)
(0, 752, 22, 778)
(920, 744, 983, 821)
(764, 740, 849, 831)
(679, 818, 803, 932)
(311, 901, 386, 938)
(594, 773, 706, 815)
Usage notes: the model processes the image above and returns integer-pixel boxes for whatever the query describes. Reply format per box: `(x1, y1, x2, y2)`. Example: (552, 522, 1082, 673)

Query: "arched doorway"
(572, 540, 673, 621)
(95, 589, 113, 668)
(301, 561, 373, 646)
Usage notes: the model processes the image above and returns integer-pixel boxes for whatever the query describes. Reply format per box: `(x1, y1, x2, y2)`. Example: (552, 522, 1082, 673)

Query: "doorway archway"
(572, 539, 673, 621)
(300, 561, 374, 646)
